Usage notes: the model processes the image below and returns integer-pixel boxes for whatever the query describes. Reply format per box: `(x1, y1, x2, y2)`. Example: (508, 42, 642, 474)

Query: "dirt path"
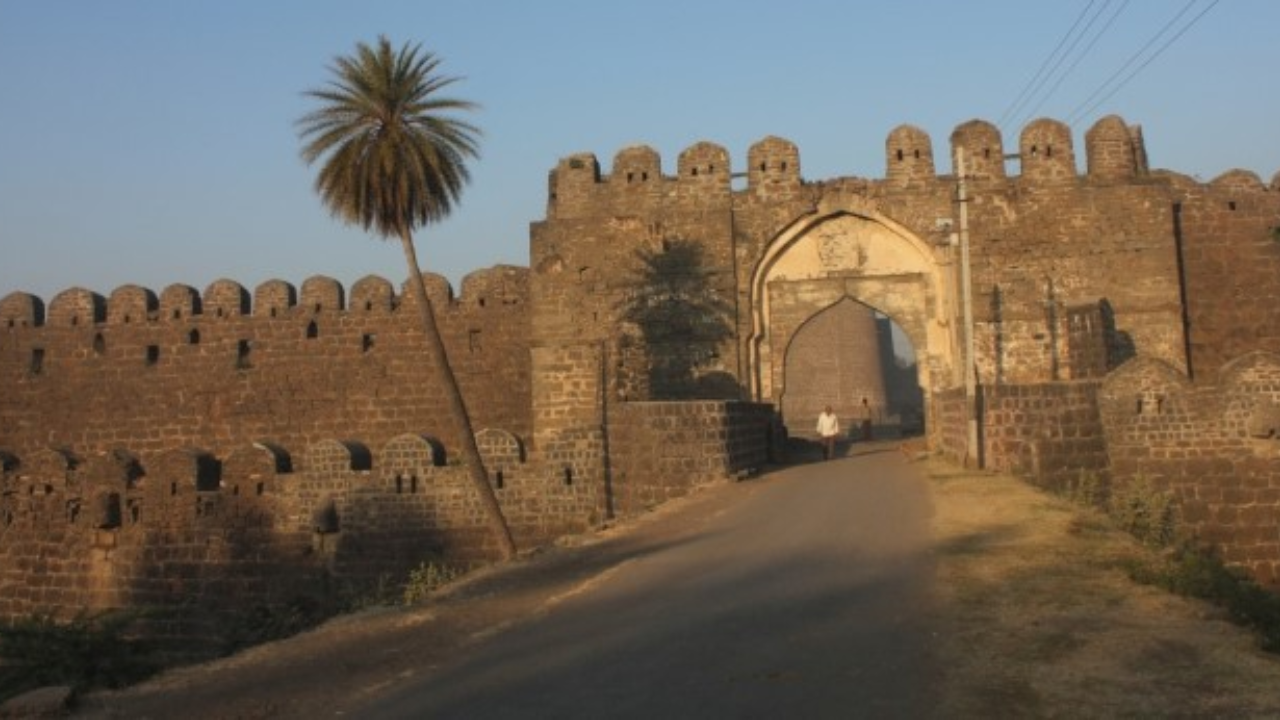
(355, 448, 938, 718)
(76, 448, 1280, 718)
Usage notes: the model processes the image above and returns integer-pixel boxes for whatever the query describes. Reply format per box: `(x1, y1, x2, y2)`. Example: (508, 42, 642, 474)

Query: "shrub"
(0, 612, 159, 703)
(219, 595, 331, 654)
(1108, 476, 1178, 548)
(1062, 469, 1105, 508)
(1129, 542, 1280, 652)
(402, 560, 467, 606)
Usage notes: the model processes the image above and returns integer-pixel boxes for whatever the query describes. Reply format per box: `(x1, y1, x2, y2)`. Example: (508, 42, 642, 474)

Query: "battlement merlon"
(0, 266, 531, 330)
(542, 116, 1279, 215)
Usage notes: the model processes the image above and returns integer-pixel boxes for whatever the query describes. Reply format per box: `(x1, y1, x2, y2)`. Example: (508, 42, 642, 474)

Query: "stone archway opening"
(779, 297, 924, 441)
(745, 202, 956, 449)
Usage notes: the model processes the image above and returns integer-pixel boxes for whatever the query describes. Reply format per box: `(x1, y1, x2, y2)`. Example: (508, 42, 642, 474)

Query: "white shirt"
(816, 411, 840, 438)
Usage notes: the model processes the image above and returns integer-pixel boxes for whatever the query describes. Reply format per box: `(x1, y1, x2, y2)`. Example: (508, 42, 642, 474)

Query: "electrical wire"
(1066, 0, 1219, 127)
(1014, 0, 1131, 130)
(997, 0, 1098, 131)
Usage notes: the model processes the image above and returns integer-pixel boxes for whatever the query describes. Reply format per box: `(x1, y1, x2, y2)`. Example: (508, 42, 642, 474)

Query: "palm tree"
(297, 37, 516, 559)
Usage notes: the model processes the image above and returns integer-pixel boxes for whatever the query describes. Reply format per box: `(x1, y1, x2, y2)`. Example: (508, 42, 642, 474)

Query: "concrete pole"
(957, 148, 980, 467)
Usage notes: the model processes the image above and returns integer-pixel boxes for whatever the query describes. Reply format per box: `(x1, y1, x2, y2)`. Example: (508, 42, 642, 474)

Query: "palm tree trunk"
(399, 231, 518, 560)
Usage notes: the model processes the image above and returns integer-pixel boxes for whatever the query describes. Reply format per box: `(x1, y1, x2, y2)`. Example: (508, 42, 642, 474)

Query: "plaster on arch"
(747, 202, 958, 403)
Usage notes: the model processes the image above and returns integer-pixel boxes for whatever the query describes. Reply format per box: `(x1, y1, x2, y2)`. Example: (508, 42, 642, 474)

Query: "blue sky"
(1, 0, 1276, 302)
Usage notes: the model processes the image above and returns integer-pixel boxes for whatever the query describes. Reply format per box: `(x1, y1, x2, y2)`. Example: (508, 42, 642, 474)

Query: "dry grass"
(926, 460, 1280, 718)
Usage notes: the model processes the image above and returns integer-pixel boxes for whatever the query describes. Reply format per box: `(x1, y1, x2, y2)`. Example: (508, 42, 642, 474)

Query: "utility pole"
(956, 148, 980, 468)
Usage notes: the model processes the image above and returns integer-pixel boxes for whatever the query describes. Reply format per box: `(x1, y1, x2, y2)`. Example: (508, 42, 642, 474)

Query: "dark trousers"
(822, 435, 836, 459)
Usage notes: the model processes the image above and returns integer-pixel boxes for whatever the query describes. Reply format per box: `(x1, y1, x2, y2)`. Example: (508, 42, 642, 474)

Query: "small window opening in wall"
(170, 481, 178, 496)
(255, 482, 265, 496)
(896, 149, 904, 161)
(313, 303, 322, 313)
(1046, 146, 1054, 158)
(306, 321, 318, 339)
(758, 161, 767, 172)
(1228, 201, 1237, 211)
(66, 500, 80, 524)
(479, 297, 486, 308)
(708, 164, 715, 173)
(145, 345, 160, 366)
(1030, 145, 1039, 156)
(361, 333, 375, 353)
(188, 329, 200, 345)
(642, 171, 648, 181)
(780, 162, 788, 172)
(93, 333, 105, 356)
(410, 474, 418, 494)
(494, 470, 505, 489)
(129, 502, 140, 524)
(563, 467, 574, 486)
(983, 148, 991, 159)
(269, 307, 277, 318)
(395, 474, 404, 494)
(123, 314, 131, 324)
(913, 149, 920, 159)
(216, 308, 224, 318)
(365, 300, 373, 311)
(172, 309, 181, 320)
(661, 239, 671, 252)
(469, 329, 482, 353)
(30, 348, 45, 376)
(627, 172, 634, 183)
(236, 339, 252, 369)
(691, 167, 698, 177)
(71, 315, 79, 327)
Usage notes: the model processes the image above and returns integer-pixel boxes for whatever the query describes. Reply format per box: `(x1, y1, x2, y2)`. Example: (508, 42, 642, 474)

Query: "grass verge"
(926, 460, 1280, 718)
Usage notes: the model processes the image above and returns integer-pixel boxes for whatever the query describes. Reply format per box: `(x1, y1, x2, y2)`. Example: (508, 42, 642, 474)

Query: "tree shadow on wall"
(617, 240, 738, 400)
(1100, 299, 1136, 370)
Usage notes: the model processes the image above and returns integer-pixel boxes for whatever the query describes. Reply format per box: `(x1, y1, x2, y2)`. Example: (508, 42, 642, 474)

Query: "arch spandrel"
(747, 204, 957, 407)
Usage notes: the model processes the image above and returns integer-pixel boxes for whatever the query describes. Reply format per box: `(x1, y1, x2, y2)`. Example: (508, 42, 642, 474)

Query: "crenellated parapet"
(0, 425, 577, 625)
(0, 267, 534, 469)
(0, 429, 533, 536)
(1, 268, 530, 330)
(543, 116, 1275, 216)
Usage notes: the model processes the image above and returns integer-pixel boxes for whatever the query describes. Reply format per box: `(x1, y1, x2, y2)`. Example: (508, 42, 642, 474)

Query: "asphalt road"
(357, 447, 941, 719)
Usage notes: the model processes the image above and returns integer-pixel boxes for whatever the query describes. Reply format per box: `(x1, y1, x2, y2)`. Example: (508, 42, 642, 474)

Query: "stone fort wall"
(3, 111, 1280, 626)
(0, 267, 532, 460)
(0, 430, 595, 642)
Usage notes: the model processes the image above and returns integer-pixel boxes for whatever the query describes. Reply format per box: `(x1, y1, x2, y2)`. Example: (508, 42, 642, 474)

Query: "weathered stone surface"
(2, 113, 1280, 629)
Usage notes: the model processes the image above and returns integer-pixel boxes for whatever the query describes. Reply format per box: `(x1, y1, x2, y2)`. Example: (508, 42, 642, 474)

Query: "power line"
(1007, 0, 1116, 130)
(1014, 0, 1131, 130)
(997, 1, 1098, 131)
(1066, 0, 1219, 127)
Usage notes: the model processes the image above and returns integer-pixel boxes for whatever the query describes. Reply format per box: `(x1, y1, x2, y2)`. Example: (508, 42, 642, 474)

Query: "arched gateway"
(746, 195, 958, 437)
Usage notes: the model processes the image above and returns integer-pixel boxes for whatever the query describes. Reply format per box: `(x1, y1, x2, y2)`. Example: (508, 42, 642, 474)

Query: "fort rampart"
(0, 267, 532, 459)
(3, 113, 1280, 630)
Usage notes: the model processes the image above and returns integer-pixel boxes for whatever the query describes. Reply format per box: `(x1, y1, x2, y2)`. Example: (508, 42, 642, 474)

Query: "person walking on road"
(817, 405, 840, 460)
(859, 397, 874, 441)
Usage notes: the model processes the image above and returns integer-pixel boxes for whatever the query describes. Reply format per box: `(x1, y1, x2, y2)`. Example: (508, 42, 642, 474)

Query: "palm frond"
(296, 36, 481, 239)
